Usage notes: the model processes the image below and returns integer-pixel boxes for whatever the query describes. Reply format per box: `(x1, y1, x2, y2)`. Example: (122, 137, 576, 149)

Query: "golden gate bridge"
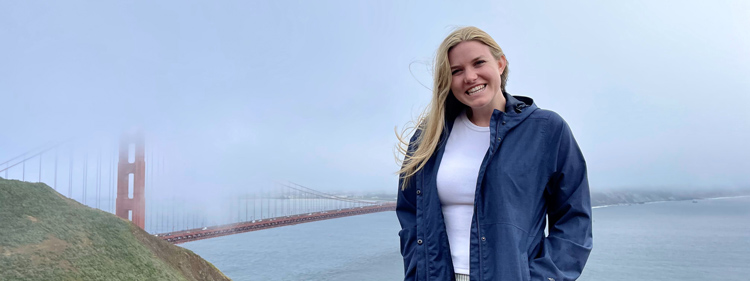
(0, 131, 396, 244)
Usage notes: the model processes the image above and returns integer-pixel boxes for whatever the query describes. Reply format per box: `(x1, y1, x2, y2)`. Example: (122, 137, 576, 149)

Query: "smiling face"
(448, 40, 507, 117)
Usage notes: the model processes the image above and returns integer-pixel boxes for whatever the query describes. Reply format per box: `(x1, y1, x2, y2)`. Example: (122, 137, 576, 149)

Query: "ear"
(497, 55, 507, 75)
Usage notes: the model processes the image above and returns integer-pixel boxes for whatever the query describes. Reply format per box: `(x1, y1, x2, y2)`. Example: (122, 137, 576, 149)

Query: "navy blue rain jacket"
(397, 94, 592, 281)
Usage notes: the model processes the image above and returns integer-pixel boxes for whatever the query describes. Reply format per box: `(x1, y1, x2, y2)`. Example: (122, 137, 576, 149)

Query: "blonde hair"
(395, 26, 509, 190)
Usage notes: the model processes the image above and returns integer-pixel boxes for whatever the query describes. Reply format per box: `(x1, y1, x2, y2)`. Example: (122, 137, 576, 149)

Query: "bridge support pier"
(115, 131, 146, 229)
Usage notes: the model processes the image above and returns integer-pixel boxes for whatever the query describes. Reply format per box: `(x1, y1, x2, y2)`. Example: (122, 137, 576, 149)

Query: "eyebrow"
(450, 56, 485, 69)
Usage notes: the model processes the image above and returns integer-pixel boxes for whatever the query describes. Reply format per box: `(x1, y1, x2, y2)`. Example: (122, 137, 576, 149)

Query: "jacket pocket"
(398, 226, 419, 280)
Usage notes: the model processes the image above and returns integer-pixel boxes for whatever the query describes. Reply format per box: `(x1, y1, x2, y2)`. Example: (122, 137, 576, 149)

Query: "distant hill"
(0, 177, 231, 281)
(591, 186, 750, 206)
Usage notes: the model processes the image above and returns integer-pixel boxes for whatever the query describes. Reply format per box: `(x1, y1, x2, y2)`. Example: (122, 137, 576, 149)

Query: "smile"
(467, 84, 486, 96)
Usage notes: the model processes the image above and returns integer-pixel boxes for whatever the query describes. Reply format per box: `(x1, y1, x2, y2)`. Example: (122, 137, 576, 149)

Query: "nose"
(464, 68, 477, 84)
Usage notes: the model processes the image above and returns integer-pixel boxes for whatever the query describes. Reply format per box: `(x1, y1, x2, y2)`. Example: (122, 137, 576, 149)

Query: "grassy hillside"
(0, 177, 231, 281)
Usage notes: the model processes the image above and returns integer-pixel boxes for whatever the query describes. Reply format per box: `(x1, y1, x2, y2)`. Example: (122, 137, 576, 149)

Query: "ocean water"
(181, 197, 750, 281)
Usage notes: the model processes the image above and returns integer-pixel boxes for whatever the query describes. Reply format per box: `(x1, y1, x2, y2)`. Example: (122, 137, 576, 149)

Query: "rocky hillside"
(0, 177, 231, 281)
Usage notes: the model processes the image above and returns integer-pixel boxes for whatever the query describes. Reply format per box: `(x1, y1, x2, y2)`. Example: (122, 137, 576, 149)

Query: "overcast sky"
(1, 0, 749, 196)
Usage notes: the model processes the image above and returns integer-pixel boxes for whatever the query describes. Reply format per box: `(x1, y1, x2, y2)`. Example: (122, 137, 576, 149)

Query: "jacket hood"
(504, 92, 534, 114)
(501, 92, 538, 130)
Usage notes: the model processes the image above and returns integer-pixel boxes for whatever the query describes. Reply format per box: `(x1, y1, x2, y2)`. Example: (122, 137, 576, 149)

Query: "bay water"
(181, 196, 750, 280)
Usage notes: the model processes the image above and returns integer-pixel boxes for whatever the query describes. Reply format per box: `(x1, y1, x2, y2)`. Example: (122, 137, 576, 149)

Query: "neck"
(466, 97, 506, 127)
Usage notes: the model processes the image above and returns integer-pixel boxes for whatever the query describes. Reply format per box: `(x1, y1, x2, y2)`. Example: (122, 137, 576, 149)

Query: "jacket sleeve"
(529, 115, 593, 281)
(396, 129, 421, 281)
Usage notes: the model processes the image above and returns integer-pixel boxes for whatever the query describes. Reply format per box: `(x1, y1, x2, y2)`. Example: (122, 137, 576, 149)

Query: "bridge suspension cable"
(281, 181, 379, 205)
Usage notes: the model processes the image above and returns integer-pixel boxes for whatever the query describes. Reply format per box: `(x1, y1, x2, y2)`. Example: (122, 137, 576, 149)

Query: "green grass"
(0, 177, 230, 281)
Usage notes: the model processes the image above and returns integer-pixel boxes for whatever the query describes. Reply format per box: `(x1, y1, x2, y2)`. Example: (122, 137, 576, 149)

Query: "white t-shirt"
(436, 110, 490, 275)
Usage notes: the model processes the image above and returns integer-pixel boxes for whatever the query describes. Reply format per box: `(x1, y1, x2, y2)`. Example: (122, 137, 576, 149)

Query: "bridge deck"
(156, 202, 397, 244)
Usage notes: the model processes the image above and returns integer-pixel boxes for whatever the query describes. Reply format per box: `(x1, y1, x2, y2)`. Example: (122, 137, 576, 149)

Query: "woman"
(395, 26, 592, 281)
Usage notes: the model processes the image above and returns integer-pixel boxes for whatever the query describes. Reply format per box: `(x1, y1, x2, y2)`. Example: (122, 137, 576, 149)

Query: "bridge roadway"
(157, 202, 397, 244)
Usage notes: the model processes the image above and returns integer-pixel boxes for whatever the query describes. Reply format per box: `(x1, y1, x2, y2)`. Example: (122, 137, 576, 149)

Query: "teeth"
(467, 84, 485, 95)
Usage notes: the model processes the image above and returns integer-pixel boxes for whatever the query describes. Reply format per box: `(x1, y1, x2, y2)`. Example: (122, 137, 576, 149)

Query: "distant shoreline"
(592, 194, 750, 209)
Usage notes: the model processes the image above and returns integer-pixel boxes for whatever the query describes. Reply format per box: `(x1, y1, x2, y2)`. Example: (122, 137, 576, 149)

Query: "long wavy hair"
(395, 26, 509, 190)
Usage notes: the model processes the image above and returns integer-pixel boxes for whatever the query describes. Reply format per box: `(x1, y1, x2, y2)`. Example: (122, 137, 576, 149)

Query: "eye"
(451, 69, 462, 75)
(475, 60, 486, 66)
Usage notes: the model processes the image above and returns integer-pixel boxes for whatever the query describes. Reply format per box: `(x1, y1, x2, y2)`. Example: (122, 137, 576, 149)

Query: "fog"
(2, 0, 749, 202)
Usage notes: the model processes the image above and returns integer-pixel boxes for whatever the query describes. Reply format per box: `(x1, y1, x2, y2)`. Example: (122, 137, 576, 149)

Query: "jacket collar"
(443, 92, 537, 136)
